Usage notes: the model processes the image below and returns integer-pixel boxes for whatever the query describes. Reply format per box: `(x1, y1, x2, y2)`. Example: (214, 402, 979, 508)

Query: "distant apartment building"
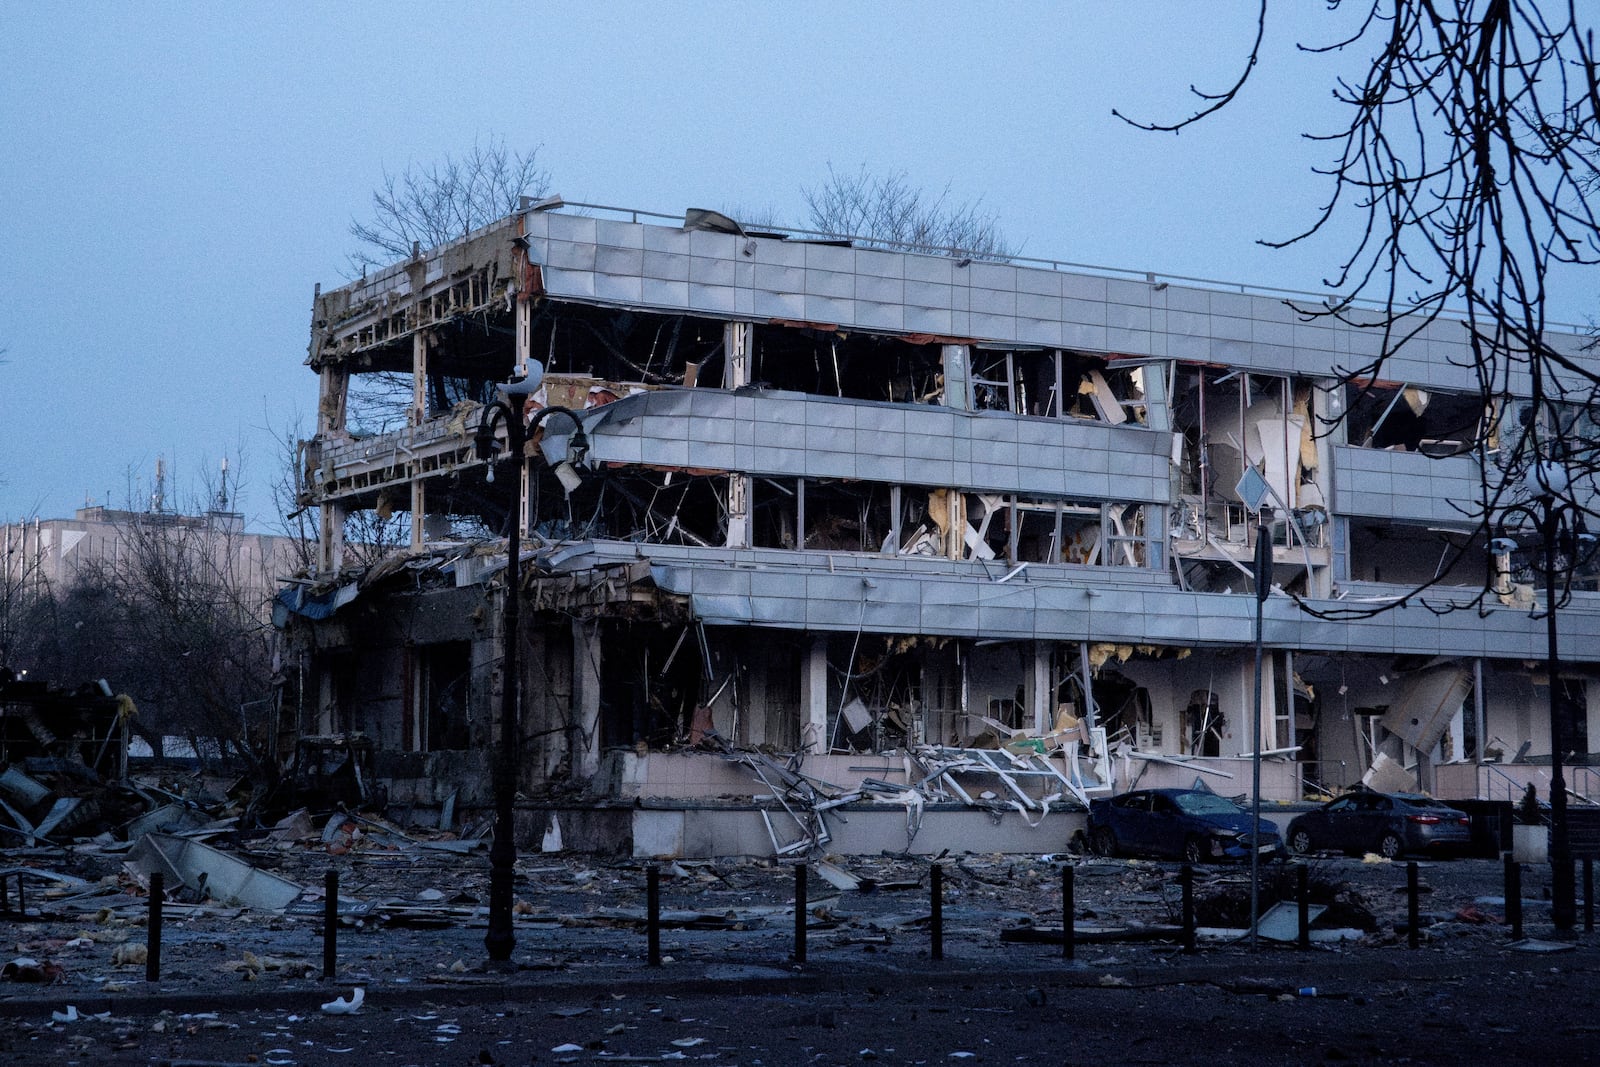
(3, 506, 298, 604)
(277, 203, 1600, 855)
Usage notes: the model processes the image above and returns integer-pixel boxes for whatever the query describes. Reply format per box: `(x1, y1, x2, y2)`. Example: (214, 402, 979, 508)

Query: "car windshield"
(1173, 793, 1240, 816)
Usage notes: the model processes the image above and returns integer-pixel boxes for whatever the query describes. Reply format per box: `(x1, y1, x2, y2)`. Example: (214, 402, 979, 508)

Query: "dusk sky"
(2, 2, 1593, 527)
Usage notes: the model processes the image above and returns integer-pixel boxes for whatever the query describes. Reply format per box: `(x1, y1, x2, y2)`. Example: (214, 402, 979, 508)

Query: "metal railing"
(1482, 763, 1529, 805)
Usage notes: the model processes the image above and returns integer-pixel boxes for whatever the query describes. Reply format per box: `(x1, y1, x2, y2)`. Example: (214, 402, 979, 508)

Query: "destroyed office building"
(276, 203, 1600, 855)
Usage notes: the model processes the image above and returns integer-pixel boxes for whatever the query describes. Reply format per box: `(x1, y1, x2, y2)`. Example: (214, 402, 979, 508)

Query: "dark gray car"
(1286, 791, 1472, 859)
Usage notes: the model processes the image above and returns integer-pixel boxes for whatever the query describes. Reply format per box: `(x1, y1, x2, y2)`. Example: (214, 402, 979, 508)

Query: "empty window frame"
(578, 470, 730, 548)
(1172, 365, 1322, 548)
(970, 348, 1147, 423)
(1345, 384, 1487, 456)
(1346, 520, 1491, 587)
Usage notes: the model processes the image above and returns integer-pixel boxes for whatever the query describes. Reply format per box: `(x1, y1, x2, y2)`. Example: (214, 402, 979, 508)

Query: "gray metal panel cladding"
(638, 551, 1572, 655)
(580, 388, 1172, 502)
(1334, 446, 1482, 524)
(522, 211, 1593, 391)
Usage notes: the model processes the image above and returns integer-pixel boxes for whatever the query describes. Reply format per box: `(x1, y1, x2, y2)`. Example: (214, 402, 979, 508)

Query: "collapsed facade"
(278, 204, 1600, 855)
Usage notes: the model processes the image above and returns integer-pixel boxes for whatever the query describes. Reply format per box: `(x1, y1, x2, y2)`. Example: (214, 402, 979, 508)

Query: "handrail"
(1481, 763, 1527, 804)
(1570, 765, 1600, 805)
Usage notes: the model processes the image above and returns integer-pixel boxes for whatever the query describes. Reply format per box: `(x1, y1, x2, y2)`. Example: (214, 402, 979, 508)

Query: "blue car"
(1088, 788, 1283, 863)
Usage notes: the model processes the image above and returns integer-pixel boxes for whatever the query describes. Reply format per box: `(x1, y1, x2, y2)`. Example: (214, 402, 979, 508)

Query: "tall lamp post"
(1497, 464, 1595, 934)
(1249, 505, 1273, 948)
(474, 364, 588, 962)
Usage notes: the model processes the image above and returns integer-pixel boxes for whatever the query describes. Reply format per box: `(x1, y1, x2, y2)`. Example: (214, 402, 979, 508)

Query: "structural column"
(1031, 643, 1052, 735)
(724, 322, 753, 549)
(572, 618, 604, 778)
(939, 344, 970, 561)
(410, 332, 429, 550)
(315, 365, 349, 576)
(800, 636, 829, 753)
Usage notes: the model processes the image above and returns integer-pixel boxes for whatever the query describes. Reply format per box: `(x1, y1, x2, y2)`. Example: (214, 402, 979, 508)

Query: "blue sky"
(1, 2, 1592, 527)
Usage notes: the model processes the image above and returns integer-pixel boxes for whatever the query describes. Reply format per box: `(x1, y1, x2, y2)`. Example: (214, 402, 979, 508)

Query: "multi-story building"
(280, 203, 1599, 855)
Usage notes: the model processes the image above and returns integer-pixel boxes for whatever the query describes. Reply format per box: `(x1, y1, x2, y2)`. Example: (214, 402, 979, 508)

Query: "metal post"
(482, 401, 585, 964)
(1585, 859, 1594, 933)
(646, 865, 661, 966)
(1181, 863, 1196, 954)
(146, 871, 163, 982)
(1297, 865, 1310, 951)
(323, 870, 338, 979)
(1506, 855, 1523, 941)
(1249, 509, 1272, 947)
(930, 863, 944, 961)
(1062, 864, 1075, 960)
(794, 863, 808, 964)
(1407, 862, 1420, 949)
(1543, 505, 1576, 931)
(485, 405, 526, 963)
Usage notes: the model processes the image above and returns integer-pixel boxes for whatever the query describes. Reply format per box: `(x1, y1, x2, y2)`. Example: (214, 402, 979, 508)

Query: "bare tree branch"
(801, 165, 1014, 260)
(1112, 0, 1268, 132)
(1130, 2, 1600, 621)
(347, 138, 551, 274)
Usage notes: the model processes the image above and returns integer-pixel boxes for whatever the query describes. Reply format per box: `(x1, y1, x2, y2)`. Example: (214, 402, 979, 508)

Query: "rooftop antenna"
(150, 457, 166, 514)
(214, 457, 231, 511)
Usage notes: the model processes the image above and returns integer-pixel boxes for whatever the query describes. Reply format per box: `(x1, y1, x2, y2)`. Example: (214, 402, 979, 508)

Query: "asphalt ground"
(2, 848, 1595, 1064)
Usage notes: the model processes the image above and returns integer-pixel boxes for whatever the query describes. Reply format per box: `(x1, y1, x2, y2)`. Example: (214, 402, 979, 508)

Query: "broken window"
(1173, 365, 1326, 530)
(531, 469, 729, 548)
(970, 348, 1147, 423)
(750, 327, 945, 403)
(1347, 520, 1491, 587)
(934, 489, 1158, 566)
(597, 621, 705, 749)
(797, 480, 894, 552)
(1185, 688, 1225, 757)
(1345, 384, 1487, 456)
(1170, 365, 1330, 595)
(533, 304, 727, 388)
(413, 641, 470, 752)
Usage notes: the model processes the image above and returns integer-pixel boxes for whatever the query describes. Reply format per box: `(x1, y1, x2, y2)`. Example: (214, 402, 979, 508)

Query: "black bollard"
(1586, 859, 1595, 934)
(1297, 864, 1310, 951)
(646, 865, 661, 966)
(146, 871, 163, 982)
(794, 862, 807, 964)
(1506, 855, 1523, 941)
(323, 870, 338, 979)
(1407, 862, 1420, 949)
(1181, 863, 1196, 954)
(1062, 864, 1075, 960)
(930, 863, 944, 961)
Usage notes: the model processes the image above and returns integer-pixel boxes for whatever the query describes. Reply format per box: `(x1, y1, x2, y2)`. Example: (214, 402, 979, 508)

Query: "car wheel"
(1377, 832, 1405, 860)
(1289, 828, 1314, 855)
(1091, 827, 1118, 858)
(1183, 835, 1204, 865)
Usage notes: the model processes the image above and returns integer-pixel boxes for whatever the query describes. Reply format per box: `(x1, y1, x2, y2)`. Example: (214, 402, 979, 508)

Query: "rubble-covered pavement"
(3, 813, 1599, 1064)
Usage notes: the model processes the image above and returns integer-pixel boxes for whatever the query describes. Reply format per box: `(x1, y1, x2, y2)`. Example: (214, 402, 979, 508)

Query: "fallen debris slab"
(124, 832, 304, 910)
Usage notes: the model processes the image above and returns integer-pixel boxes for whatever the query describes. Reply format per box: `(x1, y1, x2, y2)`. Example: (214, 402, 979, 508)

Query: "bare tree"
(11, 461, 303, 775)
(348, 137, 551, 274)
(1, 513, 47, 671)
(801, 165, 1014, 260)
(1121, 1, 1600, 616)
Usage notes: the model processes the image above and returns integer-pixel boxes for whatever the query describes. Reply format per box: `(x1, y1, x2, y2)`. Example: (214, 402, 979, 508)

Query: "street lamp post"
(1249, 506, 1273, 948)
(474, 367, 587, 962)
(1498, 473, 1594, 934)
